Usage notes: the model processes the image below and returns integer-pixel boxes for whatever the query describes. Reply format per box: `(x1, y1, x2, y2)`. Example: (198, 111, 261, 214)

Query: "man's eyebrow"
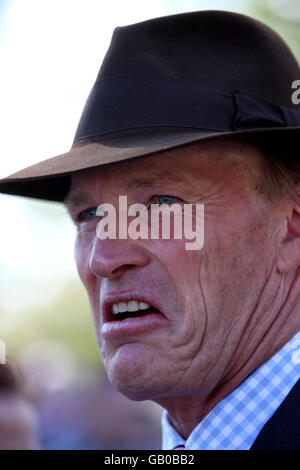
(64, 171, 184, 208)
(125, 171, 183, 189)
(63, 191, 95, 210)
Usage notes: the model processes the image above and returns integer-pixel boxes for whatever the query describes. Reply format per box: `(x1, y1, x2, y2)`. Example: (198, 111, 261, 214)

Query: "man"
(0, 10, 299, 450)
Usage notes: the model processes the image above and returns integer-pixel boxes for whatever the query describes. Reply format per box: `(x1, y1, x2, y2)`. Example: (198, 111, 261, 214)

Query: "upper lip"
(101, 290, 165, 323)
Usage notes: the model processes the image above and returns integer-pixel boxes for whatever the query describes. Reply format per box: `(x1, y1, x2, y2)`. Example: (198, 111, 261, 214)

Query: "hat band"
(74, 75, 300, 142)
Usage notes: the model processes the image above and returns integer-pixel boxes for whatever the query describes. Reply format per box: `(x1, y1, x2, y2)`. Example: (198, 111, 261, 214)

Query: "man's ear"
(277, 204, 300, 273)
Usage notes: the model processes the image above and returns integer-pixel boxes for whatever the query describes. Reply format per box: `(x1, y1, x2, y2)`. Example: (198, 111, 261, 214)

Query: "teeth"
(111, 300, 150, 315)
(139, 302, 150, 310)
(112, 303, 119, 314)
(118, 302, 128, 313)
(128, 300, 140, 312)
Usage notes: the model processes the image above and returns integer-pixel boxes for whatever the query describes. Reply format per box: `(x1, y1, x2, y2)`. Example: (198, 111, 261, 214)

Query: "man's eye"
(151, 195, 179, 206)
(78, 207, 98, 222)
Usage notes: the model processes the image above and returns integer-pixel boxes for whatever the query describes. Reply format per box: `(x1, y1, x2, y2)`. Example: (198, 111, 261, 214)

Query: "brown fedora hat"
(0, 10, 299, 202)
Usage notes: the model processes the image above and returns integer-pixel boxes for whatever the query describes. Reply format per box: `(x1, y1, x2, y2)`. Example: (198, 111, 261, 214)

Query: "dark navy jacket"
(251, 379, 299, 450)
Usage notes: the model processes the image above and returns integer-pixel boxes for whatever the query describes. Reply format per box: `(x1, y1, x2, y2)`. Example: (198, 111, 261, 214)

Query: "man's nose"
(88, 238, 150, 278)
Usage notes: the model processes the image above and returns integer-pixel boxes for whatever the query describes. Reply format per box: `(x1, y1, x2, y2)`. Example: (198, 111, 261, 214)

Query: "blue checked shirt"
(162, 331, 300, 450)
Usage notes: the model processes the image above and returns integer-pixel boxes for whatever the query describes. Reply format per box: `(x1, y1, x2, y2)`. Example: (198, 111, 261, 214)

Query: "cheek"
(74, 233, 90, 283)
(198, 207, 276, 321)
(75, 233, 99, 315)
(156, 240, 207, 346)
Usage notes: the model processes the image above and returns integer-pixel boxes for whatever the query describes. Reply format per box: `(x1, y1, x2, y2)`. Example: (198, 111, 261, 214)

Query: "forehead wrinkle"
(64, 160, 195, 210)
(125, 170, 187, 190)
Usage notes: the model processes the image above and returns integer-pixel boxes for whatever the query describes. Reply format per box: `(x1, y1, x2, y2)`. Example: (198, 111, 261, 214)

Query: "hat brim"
(0, 126, 299, 202)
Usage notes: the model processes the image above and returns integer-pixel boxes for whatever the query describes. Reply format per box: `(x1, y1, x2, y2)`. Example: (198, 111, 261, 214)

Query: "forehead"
(65, 139, 263, 205)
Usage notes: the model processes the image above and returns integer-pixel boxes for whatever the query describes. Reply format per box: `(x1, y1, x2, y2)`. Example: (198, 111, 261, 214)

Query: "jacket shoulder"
(251, 379, 300, 450)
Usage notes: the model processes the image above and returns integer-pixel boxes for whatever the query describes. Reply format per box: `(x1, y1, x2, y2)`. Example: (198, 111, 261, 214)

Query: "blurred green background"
(0, 0, 299, 450)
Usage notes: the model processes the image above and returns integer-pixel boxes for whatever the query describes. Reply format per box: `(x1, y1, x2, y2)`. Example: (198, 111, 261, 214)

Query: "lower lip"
(101, 313, 168, 340)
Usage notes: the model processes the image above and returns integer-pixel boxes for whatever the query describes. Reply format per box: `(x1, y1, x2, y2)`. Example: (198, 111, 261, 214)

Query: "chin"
(109, 376, 152, 401)
(103, 343, 168, 401)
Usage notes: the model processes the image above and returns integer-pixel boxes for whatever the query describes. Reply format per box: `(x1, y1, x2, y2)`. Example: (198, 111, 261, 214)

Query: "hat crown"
(99, 10, 300, 109)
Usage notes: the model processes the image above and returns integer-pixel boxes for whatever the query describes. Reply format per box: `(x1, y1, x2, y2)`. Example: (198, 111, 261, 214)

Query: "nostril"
(112, 264, 136, 274)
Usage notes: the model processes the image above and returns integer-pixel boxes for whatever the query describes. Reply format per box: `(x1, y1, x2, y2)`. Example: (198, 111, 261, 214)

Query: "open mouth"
(101, 296, 168, 338)
(111, 300, 161, 321)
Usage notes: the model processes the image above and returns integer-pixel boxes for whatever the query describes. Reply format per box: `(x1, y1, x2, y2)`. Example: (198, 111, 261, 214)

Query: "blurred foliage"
(4, 280, 102, 368)
(247, 0, 300, 62)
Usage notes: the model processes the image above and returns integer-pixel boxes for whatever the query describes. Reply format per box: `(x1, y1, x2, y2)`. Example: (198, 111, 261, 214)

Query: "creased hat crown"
(98, 10, 300, 109)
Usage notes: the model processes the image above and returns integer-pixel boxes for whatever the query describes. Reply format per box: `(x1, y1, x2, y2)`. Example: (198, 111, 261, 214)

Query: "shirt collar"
(161, 331, 300, 450)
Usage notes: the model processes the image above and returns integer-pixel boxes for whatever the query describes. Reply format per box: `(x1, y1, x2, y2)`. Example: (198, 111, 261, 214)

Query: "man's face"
(67, 139, 285, 403)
